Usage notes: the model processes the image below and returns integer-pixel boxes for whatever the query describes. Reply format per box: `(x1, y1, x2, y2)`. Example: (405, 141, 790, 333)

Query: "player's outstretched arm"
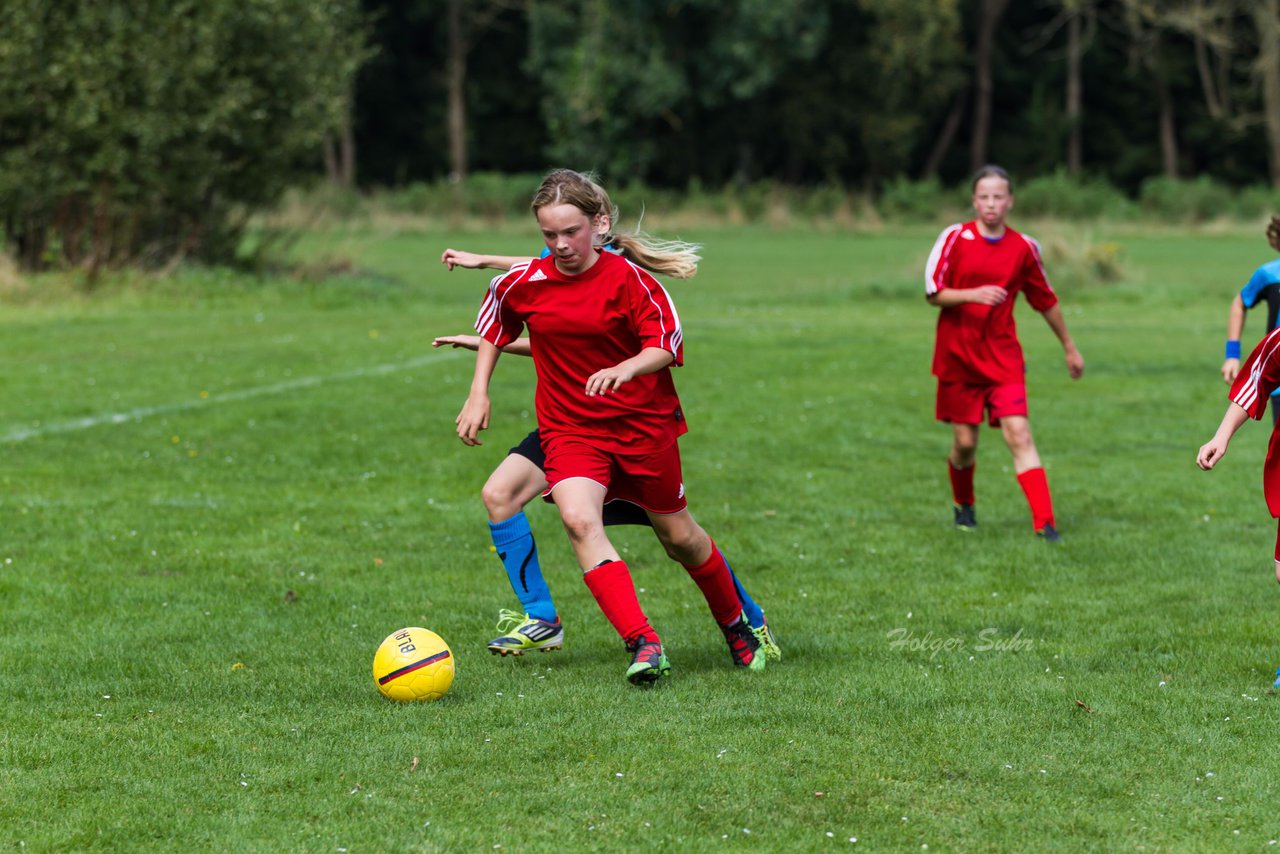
(1041, 304, 1084, 380)
(1222, 295, 1246, 383)
(1197, 403, 1251, 470)
(926, 286, 1007, 308)
(457, 340, 502, 446)
(434, 334, 532, 357)
(440, 249, 533, 272)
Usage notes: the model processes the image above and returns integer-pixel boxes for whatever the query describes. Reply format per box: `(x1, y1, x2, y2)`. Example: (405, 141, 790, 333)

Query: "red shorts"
(542, 438, 688, 515)
(936, 381, 1028, 427)
(1265, 429, 1280, 518)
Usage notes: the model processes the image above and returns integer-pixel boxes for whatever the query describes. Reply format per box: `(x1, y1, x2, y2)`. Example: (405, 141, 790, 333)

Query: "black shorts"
(510, 429, 653, 528)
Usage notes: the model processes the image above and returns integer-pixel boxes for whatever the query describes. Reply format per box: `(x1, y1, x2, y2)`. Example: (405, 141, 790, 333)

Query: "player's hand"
(456, 394, 490, 446)
(967, 285, 1008, 306)
(585, 364, 637, 396)
(1065, 346, 1085, 380)
(441, 249, 485, 271)
(433, 334, 481, 351)
(1222, 358, 1241, 384)
(1197, 437, 1229, 470)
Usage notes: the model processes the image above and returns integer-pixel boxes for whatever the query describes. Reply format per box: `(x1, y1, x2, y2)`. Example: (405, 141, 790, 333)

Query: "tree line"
(3, 0, 1279, 273)
(363, 0, 1280, 195)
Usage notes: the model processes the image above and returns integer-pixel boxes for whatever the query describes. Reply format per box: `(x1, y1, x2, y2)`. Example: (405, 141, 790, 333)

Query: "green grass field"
(4, 224, 1280, 851)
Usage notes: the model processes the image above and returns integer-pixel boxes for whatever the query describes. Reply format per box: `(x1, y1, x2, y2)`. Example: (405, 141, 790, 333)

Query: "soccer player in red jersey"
(1198, 325, 1280, 686)
(432, 329, 779, 663)
(925, 165, 1085, 541)
(455, 169, 765, 685)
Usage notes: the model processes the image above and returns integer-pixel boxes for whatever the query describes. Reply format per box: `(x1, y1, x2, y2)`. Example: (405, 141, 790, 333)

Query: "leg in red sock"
(1016, 467, 1056, 532)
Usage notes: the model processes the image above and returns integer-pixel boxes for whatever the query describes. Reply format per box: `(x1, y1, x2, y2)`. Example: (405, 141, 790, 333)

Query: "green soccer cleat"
(752, 616, 781, 662)
(487, 608, 563, 656)
(625, 634, 671, 685)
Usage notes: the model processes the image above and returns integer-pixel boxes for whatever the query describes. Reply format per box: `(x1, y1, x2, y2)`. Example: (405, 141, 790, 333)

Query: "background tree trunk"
(446, 0, 468, 185)
(1157, 79, 1179, 178)
(1066, 10, 1083, 175)
(969, 0, 1011, 172)
(1255, 0, 1280, 187)
(339, 117, 356, 188)
(923, 90, 966, 180)
(1193, 31, 1223, 118)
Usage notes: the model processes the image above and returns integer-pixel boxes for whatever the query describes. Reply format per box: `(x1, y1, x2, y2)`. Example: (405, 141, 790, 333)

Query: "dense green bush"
(1138, 175, 1236, 223)
(1231, 185, 1280, 221)
(877, 177, 961, 222)
(0, 0, 366, 274)
(1015, 170, 1136, 220)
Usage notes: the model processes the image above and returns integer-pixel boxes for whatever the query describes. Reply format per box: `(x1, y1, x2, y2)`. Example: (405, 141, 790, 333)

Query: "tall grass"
(262, 173, 1280, 235)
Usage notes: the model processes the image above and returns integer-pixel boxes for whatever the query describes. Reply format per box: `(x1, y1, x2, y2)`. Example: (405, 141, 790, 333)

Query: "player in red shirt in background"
(456, 169, 765, 685)
(925, 165, 1085, 541)
(1198, 326, 1280, 686)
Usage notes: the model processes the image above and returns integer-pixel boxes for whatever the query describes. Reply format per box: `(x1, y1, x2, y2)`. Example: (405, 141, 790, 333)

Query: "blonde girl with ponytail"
(454, 168, 770, 685)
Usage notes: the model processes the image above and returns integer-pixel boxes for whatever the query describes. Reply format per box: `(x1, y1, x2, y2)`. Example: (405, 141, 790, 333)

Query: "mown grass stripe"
(1, 350, 463, 443)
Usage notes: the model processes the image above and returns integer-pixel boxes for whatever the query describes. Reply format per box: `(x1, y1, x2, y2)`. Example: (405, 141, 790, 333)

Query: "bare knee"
(558, 505, 602, 545)
(1002, 422, 1035, 456)
(481, 479, 526, 522)
(662, 534, 701, 564)
(654, 521, 709, 565)
(951, 428, 979, 467)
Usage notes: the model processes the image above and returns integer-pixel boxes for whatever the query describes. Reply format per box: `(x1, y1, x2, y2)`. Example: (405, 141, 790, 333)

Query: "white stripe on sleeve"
(925, 224, 962, 295)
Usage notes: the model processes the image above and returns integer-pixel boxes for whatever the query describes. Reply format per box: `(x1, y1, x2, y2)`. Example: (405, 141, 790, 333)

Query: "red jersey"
(925, 221, 1059, 385)
(475, 250, 687, 454)
(1230, 327, 1280, 516)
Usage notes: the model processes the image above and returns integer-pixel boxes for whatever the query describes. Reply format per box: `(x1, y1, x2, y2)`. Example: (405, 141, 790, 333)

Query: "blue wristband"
(1226, 340, 1242, 360)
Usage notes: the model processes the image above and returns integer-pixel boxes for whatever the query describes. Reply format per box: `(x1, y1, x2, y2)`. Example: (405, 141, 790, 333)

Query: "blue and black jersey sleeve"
(1241, 259, 1280, 333)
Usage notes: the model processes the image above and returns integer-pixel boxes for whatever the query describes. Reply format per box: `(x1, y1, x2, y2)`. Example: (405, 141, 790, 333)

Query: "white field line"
(3, 350, 464, 443)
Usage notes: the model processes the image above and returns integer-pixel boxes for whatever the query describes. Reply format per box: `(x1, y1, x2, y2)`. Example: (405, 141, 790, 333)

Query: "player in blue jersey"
(1221, 216, 1280, 426)
(436, 247, 780, 661)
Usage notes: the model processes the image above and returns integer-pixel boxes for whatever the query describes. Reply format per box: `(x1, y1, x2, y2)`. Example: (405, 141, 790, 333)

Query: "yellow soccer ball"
(372, 627, 455, 702)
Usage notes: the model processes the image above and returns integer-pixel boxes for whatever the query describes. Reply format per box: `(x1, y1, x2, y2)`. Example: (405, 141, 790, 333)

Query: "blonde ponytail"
(605, 231, 701, 280)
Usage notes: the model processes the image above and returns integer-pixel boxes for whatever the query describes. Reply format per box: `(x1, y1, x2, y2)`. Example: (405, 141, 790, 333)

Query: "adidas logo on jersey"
(529, 269, 547, 281)
(961, 228, 975, 240)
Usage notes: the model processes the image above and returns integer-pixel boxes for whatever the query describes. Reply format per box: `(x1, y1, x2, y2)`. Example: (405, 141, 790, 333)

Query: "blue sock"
(489, 513, 556, 623)
(723, 553, 764, 629)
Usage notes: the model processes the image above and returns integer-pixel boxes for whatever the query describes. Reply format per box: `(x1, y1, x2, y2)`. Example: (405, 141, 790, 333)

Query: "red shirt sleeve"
(629, 266, 684, 367)
(1230, 327, 1280, 419)
(1019, 235, 1059, 312)
(474, 267, 528, 349)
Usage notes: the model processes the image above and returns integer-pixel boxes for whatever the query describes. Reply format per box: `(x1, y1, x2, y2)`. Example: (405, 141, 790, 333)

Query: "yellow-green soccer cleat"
(487, 608, 563, 656)
(625, 634, 671, 685)
(752, 616, 781, 662)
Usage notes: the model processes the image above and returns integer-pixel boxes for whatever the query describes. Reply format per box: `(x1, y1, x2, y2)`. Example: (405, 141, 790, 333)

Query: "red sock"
(582, 559, 657, 644)
(1016, 467, 1055, 531)
(683, 539, 742, 627)
(949, 461, 975, 506)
